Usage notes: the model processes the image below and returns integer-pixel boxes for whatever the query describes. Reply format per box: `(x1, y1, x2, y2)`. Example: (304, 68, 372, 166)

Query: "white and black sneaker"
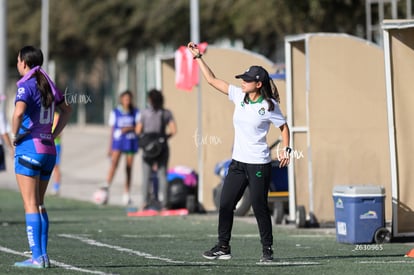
(260, 246, 274, 262)
(202, 244, 231, 260)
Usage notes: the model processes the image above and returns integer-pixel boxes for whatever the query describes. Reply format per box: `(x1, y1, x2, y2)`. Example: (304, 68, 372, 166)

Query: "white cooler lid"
(333, 185, 385, 197)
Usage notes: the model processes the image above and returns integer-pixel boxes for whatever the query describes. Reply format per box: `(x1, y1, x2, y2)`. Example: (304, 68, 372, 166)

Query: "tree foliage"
(5, 0, 390, 63)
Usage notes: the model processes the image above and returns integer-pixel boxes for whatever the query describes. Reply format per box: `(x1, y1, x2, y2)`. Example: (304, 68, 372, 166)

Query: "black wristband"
(285, 147, 292, 154)
(193, 53, 202, 59)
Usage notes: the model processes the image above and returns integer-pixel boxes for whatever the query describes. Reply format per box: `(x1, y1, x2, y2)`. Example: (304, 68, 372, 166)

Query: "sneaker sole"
(259, 258, 274, 263)
(202, 254, 232, 260)
(14, 262, 44, 269)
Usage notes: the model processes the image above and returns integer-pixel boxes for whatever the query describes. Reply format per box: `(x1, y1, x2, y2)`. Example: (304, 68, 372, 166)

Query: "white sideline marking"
(256, 261, 320, 266)
(59, 234, 214, 266)
(0, 245, 111, 274)
(292, 235, 335, 238)
(207, 234, 259, 238)
(122, 234, 174, 238)
(359, 260, 414, 264)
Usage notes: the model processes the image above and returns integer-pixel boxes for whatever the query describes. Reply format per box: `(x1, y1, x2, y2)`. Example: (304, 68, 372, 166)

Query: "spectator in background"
(51, 111, 63, 195)
(0, 97, 13, 171)
(102, 90, 139, 205)
(12, 45, 72, 268)
(136, 89, 177, 210)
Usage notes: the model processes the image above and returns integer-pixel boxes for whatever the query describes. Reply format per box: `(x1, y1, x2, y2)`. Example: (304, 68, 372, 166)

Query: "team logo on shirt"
(258, 107, 265, 116)
(17, 87, 25, 99)
(240, 101, 245, 107)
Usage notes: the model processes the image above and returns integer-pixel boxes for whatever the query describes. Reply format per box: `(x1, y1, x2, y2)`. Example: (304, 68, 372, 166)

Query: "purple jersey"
(15, 76, 64, 155)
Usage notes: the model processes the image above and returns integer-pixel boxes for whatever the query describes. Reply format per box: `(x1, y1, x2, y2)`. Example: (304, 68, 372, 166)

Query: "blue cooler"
(332, 185, 385, 244)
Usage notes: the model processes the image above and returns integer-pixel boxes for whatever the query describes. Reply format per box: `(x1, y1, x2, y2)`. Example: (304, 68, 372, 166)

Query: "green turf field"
(1, 188, 414, 275)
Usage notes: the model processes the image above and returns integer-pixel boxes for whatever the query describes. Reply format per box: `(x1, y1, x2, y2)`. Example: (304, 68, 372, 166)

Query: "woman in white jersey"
(188, 42, 291, 263)
(0, 105, 13, 171)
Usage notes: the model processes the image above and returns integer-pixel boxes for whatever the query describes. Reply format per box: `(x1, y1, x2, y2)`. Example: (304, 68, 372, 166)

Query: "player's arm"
(166, 119, 177, 139)
(11, 101, 26, 142)
(121, 126, 135, 134)
(187, 42, 229, 95)
(278, 123, 291, 168)
(52, 101, 72, 140)
(135, 122, 143, 135)
(1, 133, 13, 154)
(53, 112, 62, 138)
(135, 111, 143, 136)
(107, 126, 114, 156)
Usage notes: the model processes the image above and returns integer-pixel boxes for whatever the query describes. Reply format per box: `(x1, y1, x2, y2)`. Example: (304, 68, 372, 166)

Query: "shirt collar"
(248, 95, 264, 104)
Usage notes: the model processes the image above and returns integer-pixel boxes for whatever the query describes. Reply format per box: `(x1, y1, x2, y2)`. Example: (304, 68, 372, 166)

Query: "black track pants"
(218, 160, 273, 248)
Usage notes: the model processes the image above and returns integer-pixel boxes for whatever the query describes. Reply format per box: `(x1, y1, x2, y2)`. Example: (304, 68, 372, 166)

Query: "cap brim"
(235, 74, 255, 81)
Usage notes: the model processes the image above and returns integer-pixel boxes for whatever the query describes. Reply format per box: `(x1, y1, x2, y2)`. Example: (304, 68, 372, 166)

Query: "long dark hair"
(19, 46, 54, 108)
(119, 90, 135, 114)
(147, 89, 164, 111)
(243, 70, 280, 111)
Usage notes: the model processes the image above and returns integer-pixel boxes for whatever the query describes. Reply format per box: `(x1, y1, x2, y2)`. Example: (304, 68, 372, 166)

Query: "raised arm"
(187, 42, 229, 95)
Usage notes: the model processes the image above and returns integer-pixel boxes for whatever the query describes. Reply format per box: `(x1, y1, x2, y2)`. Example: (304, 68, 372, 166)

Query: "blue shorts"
(15, 153, 56, 181)
(112, 139, 138, 153)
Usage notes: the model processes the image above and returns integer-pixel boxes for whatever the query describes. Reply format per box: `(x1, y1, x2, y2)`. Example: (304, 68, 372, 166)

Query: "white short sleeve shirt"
(0, 112, 10, 146)
(228, 85, 286, 164)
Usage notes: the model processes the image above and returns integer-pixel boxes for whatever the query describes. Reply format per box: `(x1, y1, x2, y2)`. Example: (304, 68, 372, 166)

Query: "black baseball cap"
(235, 66, 267, 82)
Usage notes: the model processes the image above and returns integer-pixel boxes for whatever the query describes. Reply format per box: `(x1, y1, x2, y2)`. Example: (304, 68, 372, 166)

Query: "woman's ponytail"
(35, 69, 54, 108)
